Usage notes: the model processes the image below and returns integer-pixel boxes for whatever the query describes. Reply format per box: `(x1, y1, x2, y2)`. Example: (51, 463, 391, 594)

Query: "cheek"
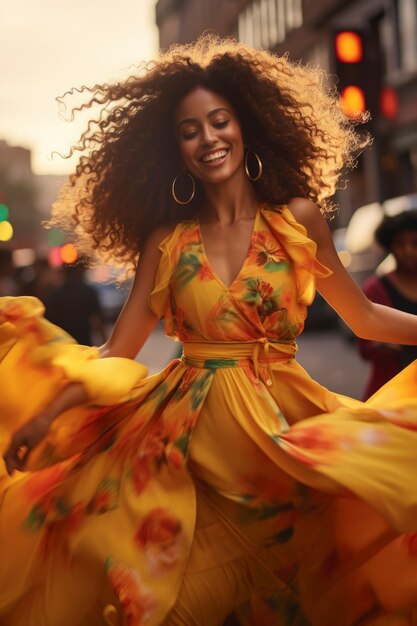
(177, 141, 194, 167)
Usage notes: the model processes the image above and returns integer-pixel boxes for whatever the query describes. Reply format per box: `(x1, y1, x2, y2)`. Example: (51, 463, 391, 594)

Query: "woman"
(359, 210, 417, 399)
(2, 36, 417, 626)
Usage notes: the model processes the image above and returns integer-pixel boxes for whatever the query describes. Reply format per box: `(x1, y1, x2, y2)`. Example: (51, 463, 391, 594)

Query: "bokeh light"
(341, 86, 366, 118)
(61, 243, 78, 264)
(0, 221, 14, 241)
(48, 246, 63, 267)
(47, 228, 65, 247)
(0, 204, 9, 222)
(335, 31, 363, 63)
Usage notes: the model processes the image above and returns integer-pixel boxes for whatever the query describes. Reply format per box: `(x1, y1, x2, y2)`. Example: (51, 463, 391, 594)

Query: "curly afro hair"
(50, 34, 369, 270)
(375, 210, 417, 251)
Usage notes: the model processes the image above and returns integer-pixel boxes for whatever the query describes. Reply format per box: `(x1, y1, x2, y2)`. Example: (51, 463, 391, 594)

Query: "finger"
(3, 443, 29, 476)
(4, 456, 17, 476)
(18, 446, 31, 470)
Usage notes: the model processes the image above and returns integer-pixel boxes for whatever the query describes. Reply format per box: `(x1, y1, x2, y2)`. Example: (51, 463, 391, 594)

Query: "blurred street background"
(1, 0, 417, 399)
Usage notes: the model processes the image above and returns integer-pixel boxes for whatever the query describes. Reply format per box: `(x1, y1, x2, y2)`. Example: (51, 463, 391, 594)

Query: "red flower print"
(198, 262, 212, 281)
(166, 446, 185, 470)
(256, 279, 274, 300)
(132, 455, 152, 495)
(178, 368, 196, 394)
(134, 507, 181, 550)
(280, 288, 293, 310)
(1, 301, 23, 322)
(108, 562, 156, 626)
(134, 508, 186, 578)
(239, 472, 293, 505)
(24, 462, 70, 504)
(90, 491, 111, 513)
(40, 501, 86, 558)
(88, 478, 120, 513)
(279, 425, 346, 467)
(281, 425, 337, 452)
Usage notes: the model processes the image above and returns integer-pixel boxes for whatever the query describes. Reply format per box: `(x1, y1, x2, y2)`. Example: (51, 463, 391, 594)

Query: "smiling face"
(174, 87, 245, 186)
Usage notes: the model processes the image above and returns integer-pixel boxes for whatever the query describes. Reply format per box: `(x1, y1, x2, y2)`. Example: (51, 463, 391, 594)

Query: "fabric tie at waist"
(182, 338, 297, 386)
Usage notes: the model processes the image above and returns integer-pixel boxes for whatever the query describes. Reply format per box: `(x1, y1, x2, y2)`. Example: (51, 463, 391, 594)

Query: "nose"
(200, 124, 218, 146)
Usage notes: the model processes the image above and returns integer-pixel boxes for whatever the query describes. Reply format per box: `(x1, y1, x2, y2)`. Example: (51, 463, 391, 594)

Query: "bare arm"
(288, 198, 417, 345)
(99, 225, 172, 359)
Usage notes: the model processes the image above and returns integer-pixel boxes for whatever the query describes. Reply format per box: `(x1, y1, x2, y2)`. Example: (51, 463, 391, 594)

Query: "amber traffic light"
(335, 31, 363, 63)
(334, 30, 366, 119)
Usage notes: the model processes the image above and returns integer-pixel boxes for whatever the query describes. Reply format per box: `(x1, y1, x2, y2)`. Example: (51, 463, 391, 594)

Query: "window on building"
(236, 0, 303, 49)
(398, 0, 417, 71)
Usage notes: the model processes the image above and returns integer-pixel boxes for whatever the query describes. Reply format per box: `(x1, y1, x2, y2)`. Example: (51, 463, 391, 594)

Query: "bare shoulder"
(287, 197, 323, 228)
(144, 222, 177, 251)
(287, 197, 329, 242)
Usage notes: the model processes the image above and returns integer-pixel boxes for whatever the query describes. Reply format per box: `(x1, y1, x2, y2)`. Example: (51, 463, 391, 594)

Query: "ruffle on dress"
(0, 296, 148, 473)
(260, 206, 332, 305)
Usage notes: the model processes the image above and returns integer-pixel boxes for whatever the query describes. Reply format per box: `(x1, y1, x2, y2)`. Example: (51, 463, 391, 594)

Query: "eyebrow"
(177, 107, 231, 128)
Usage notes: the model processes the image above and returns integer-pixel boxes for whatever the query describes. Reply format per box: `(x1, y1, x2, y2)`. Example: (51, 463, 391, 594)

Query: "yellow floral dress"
(1, 205, 417, 626)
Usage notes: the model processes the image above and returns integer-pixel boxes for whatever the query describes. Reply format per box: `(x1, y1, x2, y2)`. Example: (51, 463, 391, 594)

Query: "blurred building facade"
(0, 140, 66, 250)
(156, 0, 417, 224)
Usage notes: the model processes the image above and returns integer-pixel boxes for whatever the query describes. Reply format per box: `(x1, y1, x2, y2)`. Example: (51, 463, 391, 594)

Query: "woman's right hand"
(3, 412, 54, 475)
(3, 382, 89, 476)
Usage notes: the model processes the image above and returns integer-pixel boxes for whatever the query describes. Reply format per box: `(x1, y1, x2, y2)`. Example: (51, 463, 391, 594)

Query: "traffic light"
(379, 86, 398, 120)
(333, 30, 366, 119)
(0, 192, 13, 242)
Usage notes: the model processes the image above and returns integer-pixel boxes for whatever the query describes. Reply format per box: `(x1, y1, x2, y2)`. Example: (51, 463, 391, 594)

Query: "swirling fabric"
(1, 205, 417, 626)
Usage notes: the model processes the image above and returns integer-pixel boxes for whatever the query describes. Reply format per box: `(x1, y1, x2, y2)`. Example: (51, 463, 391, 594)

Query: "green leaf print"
(239, 499, 294, 523)
(190, 371, 213, 412)
(264, 259, 290, 273)
(173, 434, 190, 456)
(24, 505, 46, 531)
(202, 358, 238, 369)
(174, 249, 203, 289)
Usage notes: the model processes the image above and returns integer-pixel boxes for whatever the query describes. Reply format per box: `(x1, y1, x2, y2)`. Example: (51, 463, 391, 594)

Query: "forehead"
(393, 229, 417, 242)
(174, 87, 233, 123)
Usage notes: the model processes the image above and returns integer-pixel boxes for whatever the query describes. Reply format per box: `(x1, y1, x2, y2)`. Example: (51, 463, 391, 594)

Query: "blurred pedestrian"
(44, 260, 107, 345)
(19, 255, 60, 302)
(0, 248, 18, 296)
(359, 209, 417, 399)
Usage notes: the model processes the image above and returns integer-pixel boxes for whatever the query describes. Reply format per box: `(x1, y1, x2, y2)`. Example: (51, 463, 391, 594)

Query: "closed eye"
(213, 120, 229, 129)
(182, 130, 199, 140)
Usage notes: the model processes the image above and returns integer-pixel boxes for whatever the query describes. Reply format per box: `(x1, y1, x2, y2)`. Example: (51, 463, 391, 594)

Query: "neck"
(200, 168, 259, 224)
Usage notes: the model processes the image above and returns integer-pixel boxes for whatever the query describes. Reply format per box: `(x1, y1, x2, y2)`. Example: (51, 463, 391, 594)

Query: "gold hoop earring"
(244, 151, 263, 182)
(172, 172, 195, 205)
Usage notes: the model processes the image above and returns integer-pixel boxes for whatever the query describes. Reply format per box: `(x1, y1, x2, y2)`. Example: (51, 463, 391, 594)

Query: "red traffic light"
(380, 87, 398, 119)
(335, 31, 363, 63)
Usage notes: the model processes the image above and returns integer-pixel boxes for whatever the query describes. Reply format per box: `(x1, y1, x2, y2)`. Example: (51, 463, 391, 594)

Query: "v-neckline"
(197, 207, 260, 291)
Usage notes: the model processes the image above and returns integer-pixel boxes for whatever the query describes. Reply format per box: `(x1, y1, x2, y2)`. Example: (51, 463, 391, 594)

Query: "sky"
(0, 0, 159, 175)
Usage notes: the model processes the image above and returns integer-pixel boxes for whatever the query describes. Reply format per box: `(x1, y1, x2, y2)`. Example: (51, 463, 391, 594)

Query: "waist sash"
(181, 338, 297, 386)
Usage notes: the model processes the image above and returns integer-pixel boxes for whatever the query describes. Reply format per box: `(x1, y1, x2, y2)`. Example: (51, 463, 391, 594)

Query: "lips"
(200, 148, 229, 164)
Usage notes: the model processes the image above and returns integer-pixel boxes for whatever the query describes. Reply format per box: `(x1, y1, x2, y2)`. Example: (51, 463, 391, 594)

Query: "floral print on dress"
(2, 205, 417, 626)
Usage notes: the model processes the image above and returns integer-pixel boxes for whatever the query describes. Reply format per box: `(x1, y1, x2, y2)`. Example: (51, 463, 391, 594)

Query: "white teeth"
(202, 150, 227, 163)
